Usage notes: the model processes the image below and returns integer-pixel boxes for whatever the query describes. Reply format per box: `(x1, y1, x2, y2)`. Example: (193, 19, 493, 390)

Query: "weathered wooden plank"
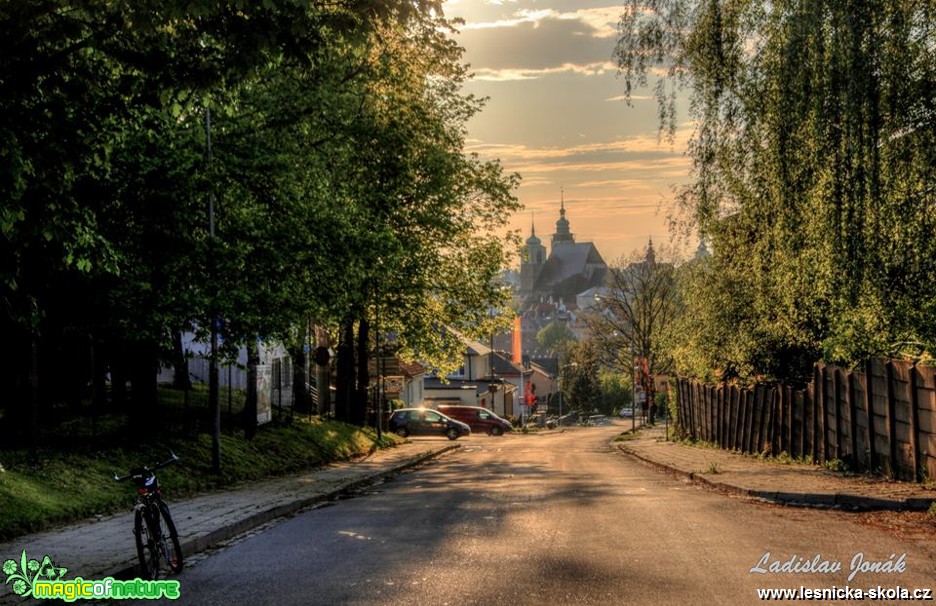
(847, 371, 858, 470)
(909, 365, 921, 482)
(864, 360, 877, 472)
(833, 367, 843, 460)
(885, 360, 898, 478)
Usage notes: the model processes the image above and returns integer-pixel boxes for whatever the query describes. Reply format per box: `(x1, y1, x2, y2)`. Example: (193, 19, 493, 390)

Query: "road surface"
(169, 422, 936, 605)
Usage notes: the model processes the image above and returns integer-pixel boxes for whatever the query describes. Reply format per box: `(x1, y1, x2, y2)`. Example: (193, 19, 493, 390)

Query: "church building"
(515, 198, 608, 356)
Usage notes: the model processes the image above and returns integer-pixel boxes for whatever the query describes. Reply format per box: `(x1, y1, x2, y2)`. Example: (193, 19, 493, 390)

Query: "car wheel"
(490, 426, 503, 436)
(446, 428, 459, 441)
(395, 427, 409, 438)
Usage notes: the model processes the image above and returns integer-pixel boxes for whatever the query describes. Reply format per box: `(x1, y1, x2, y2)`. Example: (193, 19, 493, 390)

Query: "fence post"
(732, 387, 741, 450)
(818, 364, 828, 463)
(909, 364, 921, 482)
(847, 371, 858, 471)
(809, 364, 822, 463)
(772, 386, 781, 455)
(754, 384, 765, 453)
(833, 367, 843, 461)
(884, 360, 898, 479)
(864, 359, 877, 473)
(797, 389, 807, 459)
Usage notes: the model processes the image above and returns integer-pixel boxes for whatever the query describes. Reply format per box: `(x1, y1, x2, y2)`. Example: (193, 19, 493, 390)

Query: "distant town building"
(513, 197, 608, 357)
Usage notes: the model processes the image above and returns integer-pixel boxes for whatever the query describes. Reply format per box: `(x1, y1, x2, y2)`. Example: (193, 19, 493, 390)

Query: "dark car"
(389, 408, 471, 440)
(438, 405, 512, 436)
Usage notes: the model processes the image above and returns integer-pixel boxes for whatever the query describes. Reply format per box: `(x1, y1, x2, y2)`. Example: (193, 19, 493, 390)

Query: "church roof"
(534, 242, 606, 289)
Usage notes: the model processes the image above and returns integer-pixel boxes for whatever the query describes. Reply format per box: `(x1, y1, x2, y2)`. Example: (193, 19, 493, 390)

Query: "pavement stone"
(617, 424, 936, 511)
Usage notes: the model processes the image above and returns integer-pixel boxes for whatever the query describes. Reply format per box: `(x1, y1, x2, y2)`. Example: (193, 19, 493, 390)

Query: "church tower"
(521, 216, 546, 293)
(551, 192, 575, 248)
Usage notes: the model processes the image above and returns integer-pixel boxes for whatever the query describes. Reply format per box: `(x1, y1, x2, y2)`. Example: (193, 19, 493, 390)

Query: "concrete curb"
(616, 442, 934, 512)
(102, 444, 460, 580)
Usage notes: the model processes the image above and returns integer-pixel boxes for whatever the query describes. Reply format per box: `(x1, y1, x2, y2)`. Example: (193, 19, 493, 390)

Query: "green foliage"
(536, 320, 577, 355)
(0, 1, 520, 436)
(585, 243, 681, 382)
(562, 340, 604, 413)
(617, 0, 936, 382)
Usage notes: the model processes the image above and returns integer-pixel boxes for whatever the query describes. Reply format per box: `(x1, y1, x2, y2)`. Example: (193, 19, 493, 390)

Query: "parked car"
(389, 408, 471, 440)
(438, 405, 512, 436)
(585, 415, 610, 426)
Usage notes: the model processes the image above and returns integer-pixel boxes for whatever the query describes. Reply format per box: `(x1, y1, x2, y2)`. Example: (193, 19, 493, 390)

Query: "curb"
(102, 444, 459, 580)
(616, 442, 935, 512)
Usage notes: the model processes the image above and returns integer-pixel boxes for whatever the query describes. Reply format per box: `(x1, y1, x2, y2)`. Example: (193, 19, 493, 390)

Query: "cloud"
(460, 7, 622, 39)
(606, 94, 655, 102)
(450, 4, 625, 76)
(467, 129, 694, 163)
(472, 61, 617, 81)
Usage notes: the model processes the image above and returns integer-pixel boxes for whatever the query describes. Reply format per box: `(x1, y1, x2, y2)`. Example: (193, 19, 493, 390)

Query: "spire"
(646, 236, 656, 265)
(526, 212, 542, 246)
(552, 188, 574, 246)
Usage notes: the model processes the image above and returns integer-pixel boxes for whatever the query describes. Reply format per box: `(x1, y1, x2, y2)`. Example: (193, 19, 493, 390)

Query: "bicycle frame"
(115, 453, 183, 580)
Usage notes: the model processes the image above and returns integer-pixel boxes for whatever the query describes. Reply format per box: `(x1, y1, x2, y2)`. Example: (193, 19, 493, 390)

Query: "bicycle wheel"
(156, 500, 184, 573)
(134, 506, 160, 580)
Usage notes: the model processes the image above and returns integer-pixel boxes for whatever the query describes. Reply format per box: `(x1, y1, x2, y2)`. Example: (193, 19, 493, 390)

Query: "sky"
(440, 0, 695, 265)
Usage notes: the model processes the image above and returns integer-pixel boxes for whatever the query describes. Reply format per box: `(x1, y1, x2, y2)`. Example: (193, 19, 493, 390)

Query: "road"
(170, 422, 936, 605)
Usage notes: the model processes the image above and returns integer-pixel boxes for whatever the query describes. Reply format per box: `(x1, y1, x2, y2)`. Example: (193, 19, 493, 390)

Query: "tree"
(0, 0, 521, 453)
(536, 320, 577, 356)
(562, 340, 603, 416)
(615, 1, 936, 382)
(585, 240, 681, 413)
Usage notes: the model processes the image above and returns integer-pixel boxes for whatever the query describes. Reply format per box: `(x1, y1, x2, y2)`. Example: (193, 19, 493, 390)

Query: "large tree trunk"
(243, 342, 260, 439)
(0, 323, 37, 448)
(315, 327, 332, 417)
(335, 317, 355, 423)
(27, 335, 40, 451)
(128, 338, 160, 437)
(171, 330, 191, 390)
(353, 316, 369, 426)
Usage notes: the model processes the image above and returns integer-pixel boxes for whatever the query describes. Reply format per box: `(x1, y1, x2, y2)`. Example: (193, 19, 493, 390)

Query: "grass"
(0, 387, 401, 542)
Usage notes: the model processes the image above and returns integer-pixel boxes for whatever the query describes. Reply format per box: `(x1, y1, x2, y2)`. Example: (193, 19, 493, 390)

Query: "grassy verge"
(0, 410, 400, 542)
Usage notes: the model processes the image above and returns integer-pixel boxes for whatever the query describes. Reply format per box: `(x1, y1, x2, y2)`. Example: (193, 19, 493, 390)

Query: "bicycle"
(114, 453, 184, 580)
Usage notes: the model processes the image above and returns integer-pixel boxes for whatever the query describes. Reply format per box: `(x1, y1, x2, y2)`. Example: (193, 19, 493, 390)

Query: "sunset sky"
(442, 0, 696, 265)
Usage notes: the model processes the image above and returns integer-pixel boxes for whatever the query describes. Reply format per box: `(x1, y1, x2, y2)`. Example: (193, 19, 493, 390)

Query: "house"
(422, 332, 532, 420)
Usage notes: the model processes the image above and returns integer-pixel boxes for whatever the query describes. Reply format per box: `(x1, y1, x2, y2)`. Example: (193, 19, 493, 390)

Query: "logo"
(3, 551, 68, 598)
(3, 551, 179, 601)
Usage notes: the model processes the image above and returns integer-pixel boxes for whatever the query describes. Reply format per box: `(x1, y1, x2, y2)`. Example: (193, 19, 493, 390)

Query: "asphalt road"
(168, 422, 936, 605)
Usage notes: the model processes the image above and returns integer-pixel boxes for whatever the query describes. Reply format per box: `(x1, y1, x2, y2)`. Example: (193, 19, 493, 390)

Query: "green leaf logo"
(3, 551, 66, 599)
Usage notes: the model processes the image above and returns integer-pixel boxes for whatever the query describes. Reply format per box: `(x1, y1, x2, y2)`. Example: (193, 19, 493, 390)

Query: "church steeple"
(551, 189, 575, 247)
(646, 236, 656, 265)
(526, 214, 541, 247)
(521, 213, 547, 293)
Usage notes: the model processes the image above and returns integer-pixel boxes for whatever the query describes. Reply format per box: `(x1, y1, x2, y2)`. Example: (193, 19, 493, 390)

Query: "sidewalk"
(0, 441, 458, 603)
(617, 423, 936, 511)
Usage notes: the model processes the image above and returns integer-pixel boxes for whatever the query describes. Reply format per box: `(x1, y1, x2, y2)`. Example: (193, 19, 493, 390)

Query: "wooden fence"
(675, 359, 936, 482)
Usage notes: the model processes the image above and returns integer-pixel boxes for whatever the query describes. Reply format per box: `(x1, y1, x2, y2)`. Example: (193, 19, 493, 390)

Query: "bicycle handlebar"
(114, 451, 180, 482)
